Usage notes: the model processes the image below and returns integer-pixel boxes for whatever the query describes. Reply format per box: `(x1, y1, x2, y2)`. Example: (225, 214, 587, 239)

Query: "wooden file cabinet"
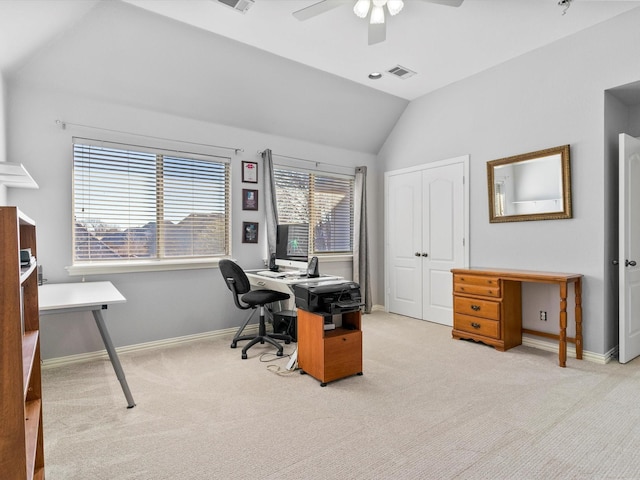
(297, 309, 362, 386)
(452, 272, 522, 351)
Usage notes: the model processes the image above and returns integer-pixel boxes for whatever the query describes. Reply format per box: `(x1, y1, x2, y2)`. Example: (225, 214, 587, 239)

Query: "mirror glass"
(487, 145, 572, 223)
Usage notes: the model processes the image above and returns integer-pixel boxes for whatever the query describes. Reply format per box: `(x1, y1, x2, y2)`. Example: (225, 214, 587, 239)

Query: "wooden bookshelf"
(0, 207, 45, 479)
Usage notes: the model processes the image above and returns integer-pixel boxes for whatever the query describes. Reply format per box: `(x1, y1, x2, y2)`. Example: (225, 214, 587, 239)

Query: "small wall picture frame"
(242, 189, 258, 211)
(242, 221, 259, 244)
(242, 161, 258, 183)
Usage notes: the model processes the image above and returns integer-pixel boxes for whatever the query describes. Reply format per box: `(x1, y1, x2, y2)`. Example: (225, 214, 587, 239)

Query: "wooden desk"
(39, 281, 136, 408)
(451, 268, 582, 367)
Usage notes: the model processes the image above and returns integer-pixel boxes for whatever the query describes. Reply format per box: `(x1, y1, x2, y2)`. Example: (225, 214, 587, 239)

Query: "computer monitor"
(275, 223, 309, 271)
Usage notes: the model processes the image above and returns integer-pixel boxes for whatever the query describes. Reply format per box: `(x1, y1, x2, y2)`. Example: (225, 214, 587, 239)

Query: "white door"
(619, 133, 640, 363)
(422, 163, 465, 326)
(386, 157, 468, 325)
(386, 171, 423, 319)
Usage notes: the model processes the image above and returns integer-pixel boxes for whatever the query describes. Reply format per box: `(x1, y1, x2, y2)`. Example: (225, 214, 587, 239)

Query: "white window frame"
(273, 164, 355, 257)
(67, 137, 231, 276)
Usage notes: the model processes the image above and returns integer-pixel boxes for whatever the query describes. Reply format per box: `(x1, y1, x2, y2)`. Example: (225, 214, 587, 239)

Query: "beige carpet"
(42, 310, 640, 479)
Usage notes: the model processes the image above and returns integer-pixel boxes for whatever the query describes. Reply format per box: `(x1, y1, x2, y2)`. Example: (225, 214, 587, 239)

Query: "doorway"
(605, 81, 640, 363)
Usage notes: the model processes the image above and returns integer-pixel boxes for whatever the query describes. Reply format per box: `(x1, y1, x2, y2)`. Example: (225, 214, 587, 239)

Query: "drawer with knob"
(454, 296, 500, 320)
(454, 313, 500, 339)
(453, 274, 500, 297)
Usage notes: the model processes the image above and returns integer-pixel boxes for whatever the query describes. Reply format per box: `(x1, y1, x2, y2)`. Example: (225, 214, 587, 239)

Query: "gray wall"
(3, 0, 399, 361)
(8, 84, 378, 360)
(378, 8, 640, 357)
(0, 72, 6, 205)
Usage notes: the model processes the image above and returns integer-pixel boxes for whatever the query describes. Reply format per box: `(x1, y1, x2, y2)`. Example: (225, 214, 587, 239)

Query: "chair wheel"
(230, 343, 237, 349)
(277, 350, 283, 357)
(242, 353, 248, 359)
(285, 339, 291, 344)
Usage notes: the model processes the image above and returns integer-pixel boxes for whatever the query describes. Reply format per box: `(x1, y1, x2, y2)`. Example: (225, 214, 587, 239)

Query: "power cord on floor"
(260, 350, 299, 376)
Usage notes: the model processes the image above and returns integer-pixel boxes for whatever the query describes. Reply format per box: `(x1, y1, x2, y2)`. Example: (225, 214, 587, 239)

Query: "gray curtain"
(353, 166, 372, 314)
(262, 149, 279, 255)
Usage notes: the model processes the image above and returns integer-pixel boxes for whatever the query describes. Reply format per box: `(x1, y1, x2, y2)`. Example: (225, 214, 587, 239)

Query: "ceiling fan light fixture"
(386, 0, 403, 16)
(353, 0, 371, 18)
(370, 5, 385, 24)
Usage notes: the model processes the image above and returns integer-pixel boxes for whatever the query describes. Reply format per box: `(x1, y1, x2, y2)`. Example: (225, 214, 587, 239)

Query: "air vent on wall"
(217, 0, 254, 13)
(387, 65, 416, 80)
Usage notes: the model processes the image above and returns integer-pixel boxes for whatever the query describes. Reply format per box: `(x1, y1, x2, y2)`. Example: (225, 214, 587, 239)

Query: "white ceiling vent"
(217, 0, 255, 14)
(387, 65, 416, 80)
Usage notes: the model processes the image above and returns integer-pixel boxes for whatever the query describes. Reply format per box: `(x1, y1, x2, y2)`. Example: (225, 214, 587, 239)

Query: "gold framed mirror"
(487, 145, 572, 223)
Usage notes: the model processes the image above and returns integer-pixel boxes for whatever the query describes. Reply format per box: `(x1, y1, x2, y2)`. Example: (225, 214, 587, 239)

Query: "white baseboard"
(42, 324, 259, 369)
(522, 335, 615, 365)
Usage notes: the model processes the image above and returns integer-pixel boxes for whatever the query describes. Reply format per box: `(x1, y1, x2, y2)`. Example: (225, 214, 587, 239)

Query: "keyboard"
(256, 270, 287, 278)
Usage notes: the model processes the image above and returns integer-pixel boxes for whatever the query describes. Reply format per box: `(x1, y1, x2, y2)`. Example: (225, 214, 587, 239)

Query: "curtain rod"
(258, 150, 354, 172)
(55, 120, 244, 155)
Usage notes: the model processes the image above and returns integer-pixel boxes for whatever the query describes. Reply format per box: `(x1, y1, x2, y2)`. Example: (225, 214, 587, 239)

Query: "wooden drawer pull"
(471, 305, 481, 311)
(471, 322, 481, 329)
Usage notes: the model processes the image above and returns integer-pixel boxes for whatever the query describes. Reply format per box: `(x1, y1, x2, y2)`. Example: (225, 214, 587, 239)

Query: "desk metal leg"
(92, 307, 136, 408)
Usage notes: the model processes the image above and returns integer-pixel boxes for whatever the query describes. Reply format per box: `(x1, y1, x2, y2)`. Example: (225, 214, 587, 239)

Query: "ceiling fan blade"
(368, 21, 386, 46)
(420, 0, 464, 7)
(292, 0, 346, 21)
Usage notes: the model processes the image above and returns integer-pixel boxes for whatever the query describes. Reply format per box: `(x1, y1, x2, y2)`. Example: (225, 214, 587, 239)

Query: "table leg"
(92, 307, 136, 408)
(575, 278, 583, 360)
(559, 282, 568, 367)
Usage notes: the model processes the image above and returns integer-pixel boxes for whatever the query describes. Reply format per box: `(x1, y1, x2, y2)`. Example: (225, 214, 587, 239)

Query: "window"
(72, 139, 230, 266)
(274, 167, 354, 254)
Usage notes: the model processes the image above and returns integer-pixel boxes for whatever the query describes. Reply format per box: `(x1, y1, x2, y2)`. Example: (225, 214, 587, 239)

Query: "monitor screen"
(275, 224, 309, 270)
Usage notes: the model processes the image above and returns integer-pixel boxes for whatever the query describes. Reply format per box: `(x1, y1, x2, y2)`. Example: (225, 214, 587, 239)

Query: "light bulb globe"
(370, 5, 385, 24)
(386, 0, 403, 16)
(353, 0, 371, 18)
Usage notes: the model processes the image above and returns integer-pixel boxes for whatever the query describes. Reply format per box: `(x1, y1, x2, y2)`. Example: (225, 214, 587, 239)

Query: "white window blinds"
(274, 167, 354, 254)
(73, 139, 230, 264)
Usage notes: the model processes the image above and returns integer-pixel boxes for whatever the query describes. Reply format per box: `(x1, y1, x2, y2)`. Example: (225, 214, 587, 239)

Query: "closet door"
(386, 171, 423, 319)
(422, 162, 465, 326)
(385, 157, 468, 324)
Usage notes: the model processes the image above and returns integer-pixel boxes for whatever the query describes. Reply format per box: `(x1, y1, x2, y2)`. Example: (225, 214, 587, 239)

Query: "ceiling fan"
(292, 0, 464, 45)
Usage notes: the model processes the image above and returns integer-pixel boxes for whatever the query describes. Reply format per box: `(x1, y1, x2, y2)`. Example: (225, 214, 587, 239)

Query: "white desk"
(39, 281, 136, 408)
(246, 270, 343, 311)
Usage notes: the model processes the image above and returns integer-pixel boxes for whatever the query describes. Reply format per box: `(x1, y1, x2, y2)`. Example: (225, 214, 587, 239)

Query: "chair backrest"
(219, 259, 252, 295)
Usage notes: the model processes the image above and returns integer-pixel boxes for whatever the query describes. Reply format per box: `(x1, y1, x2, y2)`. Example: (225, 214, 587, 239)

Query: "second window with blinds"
(273, 166, 354, 255)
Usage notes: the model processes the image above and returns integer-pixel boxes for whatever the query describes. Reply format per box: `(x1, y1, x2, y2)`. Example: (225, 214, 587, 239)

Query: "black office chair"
(219, 259, 292, 359)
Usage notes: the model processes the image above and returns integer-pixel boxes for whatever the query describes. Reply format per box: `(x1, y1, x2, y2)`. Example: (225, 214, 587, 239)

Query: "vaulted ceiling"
(2, 0, 639, 153)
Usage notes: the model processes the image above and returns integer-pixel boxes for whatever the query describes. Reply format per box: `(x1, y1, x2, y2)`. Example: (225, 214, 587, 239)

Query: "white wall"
(8, 84, 379, 360)
(0, 72, 7, 205)
(378, 8, 640, 356)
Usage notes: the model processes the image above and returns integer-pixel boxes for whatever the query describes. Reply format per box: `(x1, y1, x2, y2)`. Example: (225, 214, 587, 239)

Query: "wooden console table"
(451, 268, 582, 367)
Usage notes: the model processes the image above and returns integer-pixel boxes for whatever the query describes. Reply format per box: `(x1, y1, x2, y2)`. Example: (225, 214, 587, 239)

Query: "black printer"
(293, 281, 362, 315)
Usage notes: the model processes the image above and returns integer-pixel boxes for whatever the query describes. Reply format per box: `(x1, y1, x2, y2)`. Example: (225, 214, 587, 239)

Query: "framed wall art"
(242, 189, 258, 211)
(242, 161, 258, 183)
(242, 221, 259, 244)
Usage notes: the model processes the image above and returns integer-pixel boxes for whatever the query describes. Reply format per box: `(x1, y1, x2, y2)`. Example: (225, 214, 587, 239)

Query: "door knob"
(626, 260, 637, 267)
(612, 260, 619, 265)
(422, 253, 428, 257)
(414, 252, 421, 257)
